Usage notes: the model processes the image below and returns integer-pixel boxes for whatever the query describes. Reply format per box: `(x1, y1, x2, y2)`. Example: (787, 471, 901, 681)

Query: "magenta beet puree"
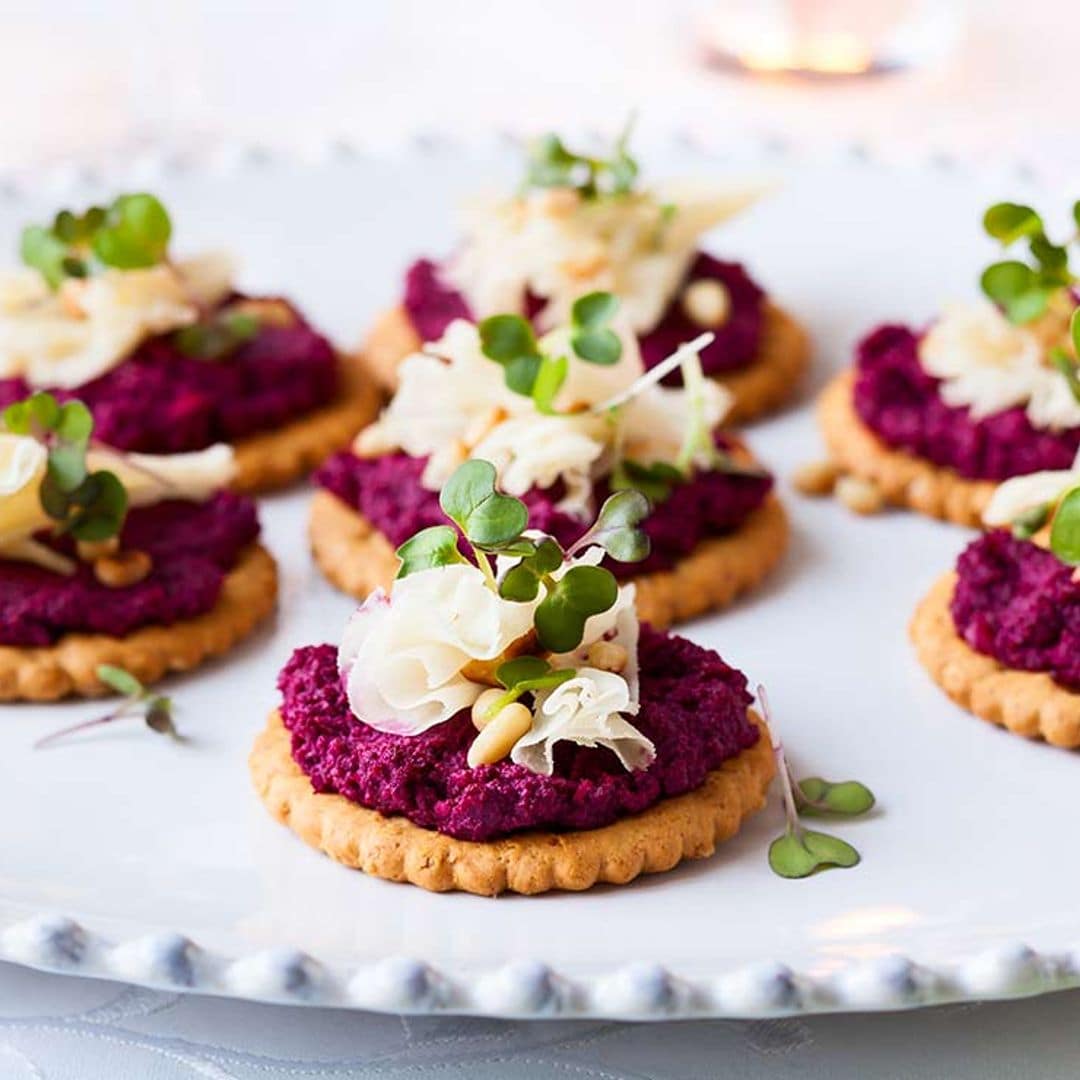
(403, 252, 766, 376)
(316, 450, 772, 577)
(853, 325, 1080, 480)
(278, 626, 760, 841)
(0, 492, 258, 646)
(951, 531, 1080, 690)
(0, 300, 338, 454)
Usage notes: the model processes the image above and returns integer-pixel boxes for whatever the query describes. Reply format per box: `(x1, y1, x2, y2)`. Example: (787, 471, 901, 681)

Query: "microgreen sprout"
(34, 665, 178, 749)
(394, 459, 651, 653)
(2, 391, 127, 541)
(478, 291, 624, 412)
(758, 686, 874, 880)
(479, 656, 577, 724)
(979, 200, 1079, 325)
(1049, 485, 1080, 566)
(1049, 308, 1080, 405)
(21, 193, 172, 290)
(174, 309, 260, 361)
(523, 118, 639, 199)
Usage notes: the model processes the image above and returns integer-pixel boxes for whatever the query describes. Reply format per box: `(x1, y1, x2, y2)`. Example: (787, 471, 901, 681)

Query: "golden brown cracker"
(359, 303, 809, 424)
(249, 708, 774, 895)
(231, 355, 382, 493)
(0, 544, 278, 702)
(818, 370, 995, 527)
(309, 490, 788, 629)
(910, 571, 1080, 748)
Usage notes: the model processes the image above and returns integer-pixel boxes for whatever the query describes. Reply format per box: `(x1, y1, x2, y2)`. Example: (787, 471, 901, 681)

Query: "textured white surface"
(0, 142, 1075, 1021)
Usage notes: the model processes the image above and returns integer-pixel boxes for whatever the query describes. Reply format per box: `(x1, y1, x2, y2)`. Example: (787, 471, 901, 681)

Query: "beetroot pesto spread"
(0, 492, 258, 646)
(0, 299, 338, 454)
(316, 448, 772, 577)
(951, 530, 1080, 690)
(403, 252, 765, 376)
(279, 626, 759, 841)
(854, 325, 1080, 481)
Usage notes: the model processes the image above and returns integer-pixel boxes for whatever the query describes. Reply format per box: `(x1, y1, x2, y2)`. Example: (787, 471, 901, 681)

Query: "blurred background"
(0, 0, 1076, 183)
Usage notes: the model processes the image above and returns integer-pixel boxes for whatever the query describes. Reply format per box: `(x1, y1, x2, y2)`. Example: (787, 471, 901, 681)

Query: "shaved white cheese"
(919, 301, 1080, 431)
(0, 252, 236, 390)
(446, 184, 761, 334)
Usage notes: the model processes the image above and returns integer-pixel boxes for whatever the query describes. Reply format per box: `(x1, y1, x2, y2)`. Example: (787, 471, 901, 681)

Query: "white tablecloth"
(3, 961, 1080, 1079)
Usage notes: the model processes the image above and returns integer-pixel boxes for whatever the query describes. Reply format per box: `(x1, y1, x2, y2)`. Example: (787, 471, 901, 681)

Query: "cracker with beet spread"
(0, 392, 276, 700)
(0, 193, 379, 492)
(359, 127, 808, 424)
(816, 199, 1080, 526)
(313, 291, 788, 628)
(253, 460, 776, 894)
(911, 462, 1080, 746)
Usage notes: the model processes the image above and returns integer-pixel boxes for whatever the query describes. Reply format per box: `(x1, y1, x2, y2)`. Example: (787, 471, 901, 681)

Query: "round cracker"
(231, 355, 382, 493)
(0, 544, 278, 702)
(360, 303, 809, 425)
(818, 371, 996, 527)
(308, 489, 788, 629)
(910, 571, 1080, 748)
(249, 708, 774, 895)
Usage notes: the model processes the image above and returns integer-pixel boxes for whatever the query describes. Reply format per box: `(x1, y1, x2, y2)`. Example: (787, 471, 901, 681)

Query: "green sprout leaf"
(478, 314, 543, 396)
(499, 536, 563, 602)
(611, 458, 684, 503)
(983, 202, 1043, 245)
(174, 310, 260, 361)
(796, 777, 876, 817)
(439, 459, 528, 547)
(35, 664, 180, 748)
(2, 391, 128, 542)
(568, 489, 651, 563)
(1012, 502, 1052, 540)
(62, 471, 128, 541)
(20, 226, 71, 289)
(20, 194, 172, 289)
(92, 193, 172, 269)
(522, 124, 640, 199)
(570, 291, 622, 366)
(979, 200, 1078, 324)
(531, 354, 568, 415)
(395, 525, 465, 578)
(1049, 485, 1080, 566)
(758, 684, 871, 882)
(571, 291, 620, 328)
(96, 664, 144, 698)
(768, 829, 861, 879)
(469, 656, 578, 725)
(534, 564, 618, 653)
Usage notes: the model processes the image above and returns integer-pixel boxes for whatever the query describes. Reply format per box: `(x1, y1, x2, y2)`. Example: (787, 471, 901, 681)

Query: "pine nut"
(538, 188, 580, 217)
(353, 423, 397, 458)
(681, 279, 731, 329)
(76, 536, 120, 561)
(792, 461, 841, 497)
(470, 688, 506, 731)
(467, 702, 533, 767)
(227, 298, 295, 328)
(586, 640, 628, 673)
(835, 475, 885, 516)
(93, 549, 153, 588)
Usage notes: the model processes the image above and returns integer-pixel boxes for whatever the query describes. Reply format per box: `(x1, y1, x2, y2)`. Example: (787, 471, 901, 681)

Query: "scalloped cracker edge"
(0, 544, 278, 702)
(360, 302, 809, 425)
(308, 489, 788, 630)
(231, 354, 382, 493)
(817, 371, 995, 527)
(250, 708, 775, 895)
(910, 571, 1080, 748)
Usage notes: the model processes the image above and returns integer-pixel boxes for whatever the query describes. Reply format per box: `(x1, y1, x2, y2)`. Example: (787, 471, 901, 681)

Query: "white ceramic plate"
(0, 140, 1074, 1020)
